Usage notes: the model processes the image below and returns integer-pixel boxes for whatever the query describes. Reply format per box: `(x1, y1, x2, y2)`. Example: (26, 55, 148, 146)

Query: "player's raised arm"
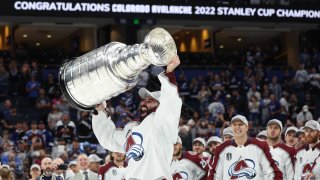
(92, 102, 135, 153)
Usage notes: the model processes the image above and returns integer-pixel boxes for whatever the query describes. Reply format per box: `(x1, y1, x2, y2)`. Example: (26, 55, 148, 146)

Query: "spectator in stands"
(248, 95, 260, 126)
(51, 138, 67, 159)
(0, 63, 9, 101)
(294, 63, 309, 88)
(43, 73, 59, 99)
(0, 99, 12, 120)
(26, 74, 41, 106)
(88, 154, 102, 173)
(177, 73, 190, 101)
(11, 120, 25, 145)
(296, 105, 313, 124)
(55, 95, 70, 114)
(208, 96, 225, 123)
(83, 142, 96, 156)
(1, 130, 14, 153)
(210, 74, 225, 97)
(70, 154, 98, 180)
(231, 89, 247, 115)
(247, 83, 261, 101)
(77, 111, 93, 139)
(1, 150, 24, 177)
(39, 157, 63, 180)
(25, 120, 40, 140)
(309, 66, 320, 91)
(47, 104, 63, 134)
(29, 164, 41, 180)
(52, 157, 65, 179)
(268, 94, 281, 120)
(197, 84, 211, 117)
(8, 60, 19, 97)
(269, 76, 282, 100)
(5, 112, 20, 136)
(68, 138, 82, 161)
(30, 136, 46, 163)
(36, 88, 52, 120)
(288, 93, 299, 121)
(38, 120, 54, 150)
(18, 62, 31, 96)
(55, 111, 76, 142)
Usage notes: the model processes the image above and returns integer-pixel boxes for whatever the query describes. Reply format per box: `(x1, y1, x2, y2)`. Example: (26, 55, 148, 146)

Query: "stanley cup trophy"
(59, 27, 177, 110)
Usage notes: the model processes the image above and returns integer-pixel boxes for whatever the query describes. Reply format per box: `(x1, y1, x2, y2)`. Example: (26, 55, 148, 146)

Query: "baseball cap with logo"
(223, 127, 234, 137)
(267, 119, 283, 130)
(175, 136, 182, 144)
(285, 126, 298, 136)
(88, 154, 103, 163)
(206, 136, 222, 146)
(192, 137, 206, 146)
(138, 88, 161, 101)
(257, 130, 267, 139)
(231, 115, 248, 126)
(303, 120, 320, 131)
(30, 164, 41, 171)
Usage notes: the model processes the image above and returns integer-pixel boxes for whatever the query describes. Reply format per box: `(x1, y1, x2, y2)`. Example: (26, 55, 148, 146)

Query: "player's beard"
(140, 105, 157, 120)
(268, 135, 280, 142)
(306, 133, 319, 144)
(44, 168, 52, 176)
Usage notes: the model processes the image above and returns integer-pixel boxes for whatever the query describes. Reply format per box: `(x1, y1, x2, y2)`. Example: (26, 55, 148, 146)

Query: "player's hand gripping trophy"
(59, 27, 177, 110)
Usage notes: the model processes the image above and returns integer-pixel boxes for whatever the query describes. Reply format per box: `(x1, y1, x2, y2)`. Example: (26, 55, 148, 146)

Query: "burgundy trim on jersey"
(98, 162, 127, 180)
(206, 140, 233, 180)
(165, 72, 177, 86)
(207, 138, 283, 180)
(250, 138, 283, 180)
(274, 143, 296, 170)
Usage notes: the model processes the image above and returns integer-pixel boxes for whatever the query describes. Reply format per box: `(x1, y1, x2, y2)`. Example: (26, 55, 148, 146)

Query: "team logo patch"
(301, 162, 314, 178)
(228, 156, 257, 179)
(226, 152, 232, 161)
(112, 169, 117, 176)
(125, 132, 144, 161)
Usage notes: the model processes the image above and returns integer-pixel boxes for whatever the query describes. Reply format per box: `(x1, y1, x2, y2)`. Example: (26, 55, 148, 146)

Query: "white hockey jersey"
(268, 143, 296, 180)
(98, 162, 127, 180)
(294, 142, 320, 180)
(207, 137, 283, 180)
(93, 72, 182, 180)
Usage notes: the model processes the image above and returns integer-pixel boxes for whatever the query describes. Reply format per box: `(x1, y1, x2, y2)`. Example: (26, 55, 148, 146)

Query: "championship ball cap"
(138, 88, 161, 101)
(206, 136, 222, 146)
(267, 119, 283, 130)
(223, 127, 234, 137)
(285, 126, 298, 136)
(231, 115, 248, 126)
(303, 120, 320, 131)
(192, 137, 206, 146)
(257, 130, 267, 138)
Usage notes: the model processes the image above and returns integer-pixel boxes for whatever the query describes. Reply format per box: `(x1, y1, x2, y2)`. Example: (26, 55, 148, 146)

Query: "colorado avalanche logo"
(125, 132, 144, 161)
(228, 156, 257, 179)
(301, 162, 314, 178)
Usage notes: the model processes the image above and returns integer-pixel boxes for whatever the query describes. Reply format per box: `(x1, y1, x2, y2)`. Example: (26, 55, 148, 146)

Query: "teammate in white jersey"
(266, 119, 296, 180)
(98, 152, 127, 180)
(207, 115, 283, 180)
(171, 136, 206, 180)
(92, 55, 182, 180)
(294, 120, 320, 180)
